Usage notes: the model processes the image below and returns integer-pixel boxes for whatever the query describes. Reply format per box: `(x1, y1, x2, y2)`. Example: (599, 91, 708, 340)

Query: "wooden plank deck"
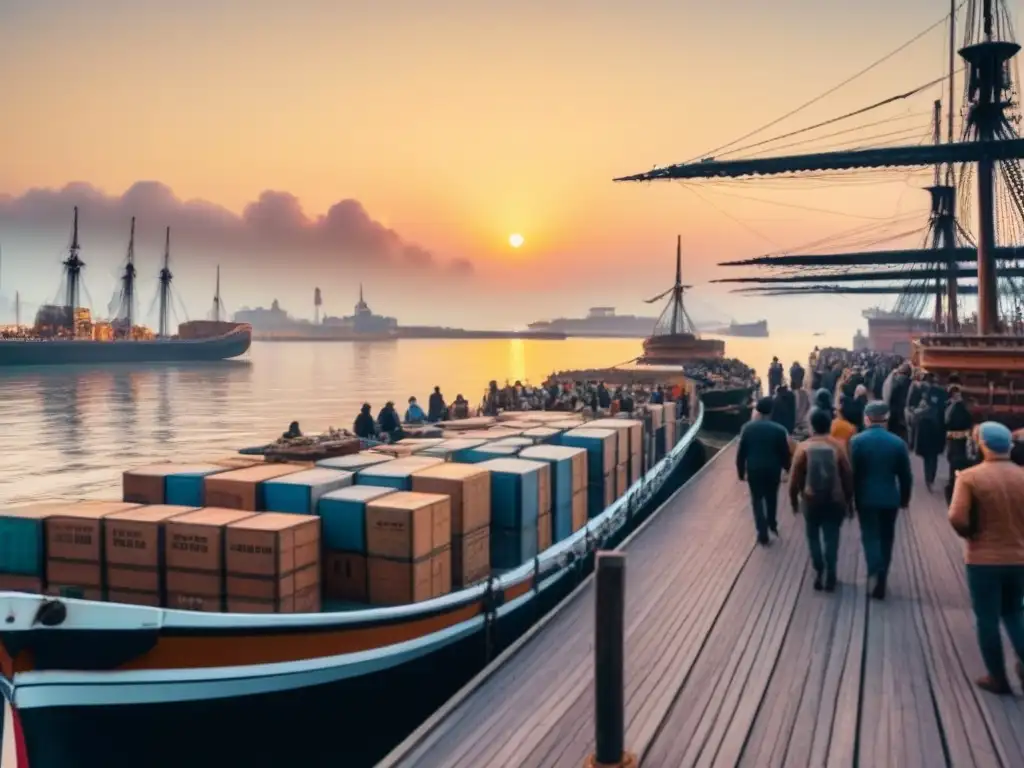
(384, 442, 1024, 768)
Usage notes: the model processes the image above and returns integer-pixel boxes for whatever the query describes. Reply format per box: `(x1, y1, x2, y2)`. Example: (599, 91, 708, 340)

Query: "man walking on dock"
(790, 408, 854, 591)
(850, 401, 913, 600)
(737, 397, 792, 546)
(948, 421, 1024, 695)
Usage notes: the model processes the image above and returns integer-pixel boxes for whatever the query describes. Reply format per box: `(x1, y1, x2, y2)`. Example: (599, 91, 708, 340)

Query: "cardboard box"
(356, 456, 444, 491)
(410, 463, 491, 536)
(46, 502, 141, 597)
(323, 551, 368, 603)
(225, 513, 320, 613)
(365, 492, 451, 560)
(105, 504, 197, 603)
(452, 526, 489, 587)
(203, 464, 306, 511)
(616, 463, 629, 498)
(165, 507, 256, 611)
(367, 546, 451, 605)
(122, 464, 228, 505)
(571, 489, 587, 532)
(538, 512, 552, 552)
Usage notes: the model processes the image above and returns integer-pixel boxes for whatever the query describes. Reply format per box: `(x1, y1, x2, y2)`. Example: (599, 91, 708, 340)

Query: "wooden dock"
(383, 442, 1024, 767)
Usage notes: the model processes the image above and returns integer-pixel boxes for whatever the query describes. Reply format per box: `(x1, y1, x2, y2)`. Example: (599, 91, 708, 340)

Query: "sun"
(508, 233, 525, 249)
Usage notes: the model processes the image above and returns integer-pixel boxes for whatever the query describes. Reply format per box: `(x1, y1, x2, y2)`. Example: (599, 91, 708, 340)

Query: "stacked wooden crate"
(225, 513, 321, 613)
(411, 464, 491, 587)
(316, 485, 398, 603)
(364, 492, 451, 605)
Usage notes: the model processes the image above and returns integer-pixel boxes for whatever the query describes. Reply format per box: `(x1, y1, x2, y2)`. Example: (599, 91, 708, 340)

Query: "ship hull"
(0, 327, 251, 366)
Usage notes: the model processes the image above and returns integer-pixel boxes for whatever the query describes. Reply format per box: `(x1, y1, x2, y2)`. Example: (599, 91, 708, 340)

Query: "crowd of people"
(737, 346, 1024, 696)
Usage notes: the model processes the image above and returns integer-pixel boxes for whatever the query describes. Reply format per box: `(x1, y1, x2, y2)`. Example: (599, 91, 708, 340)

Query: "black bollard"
(586, 551, 637, 768)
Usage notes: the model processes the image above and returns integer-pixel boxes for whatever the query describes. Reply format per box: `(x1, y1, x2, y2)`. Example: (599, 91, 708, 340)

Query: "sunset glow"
(509, 233, 525, 249)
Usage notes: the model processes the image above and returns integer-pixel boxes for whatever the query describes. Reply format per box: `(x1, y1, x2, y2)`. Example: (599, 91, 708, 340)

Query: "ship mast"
(14, 291, 19, 329)
(119, 217, 137, 335)
(62, 206, 85, 315)
(158, 227, 173, 337)
(212, 265, 222, 322)
(644, 235, 698, 337)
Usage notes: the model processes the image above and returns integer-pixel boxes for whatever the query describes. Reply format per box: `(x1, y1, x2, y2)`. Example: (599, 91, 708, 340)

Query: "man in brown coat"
(949, 421, 1024, 695)
(790, 408, 855, 592)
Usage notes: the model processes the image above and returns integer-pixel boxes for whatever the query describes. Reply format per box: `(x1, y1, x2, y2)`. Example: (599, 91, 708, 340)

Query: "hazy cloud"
(0, 181, 471, 274)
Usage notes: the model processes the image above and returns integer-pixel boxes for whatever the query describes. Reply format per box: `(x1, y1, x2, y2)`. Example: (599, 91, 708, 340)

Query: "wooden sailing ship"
(616, 0, 1024, 427)
(639, 235, 725, 362)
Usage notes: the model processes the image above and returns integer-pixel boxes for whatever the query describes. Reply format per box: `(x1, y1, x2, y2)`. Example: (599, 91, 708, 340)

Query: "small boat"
(0, 406, 705, 768)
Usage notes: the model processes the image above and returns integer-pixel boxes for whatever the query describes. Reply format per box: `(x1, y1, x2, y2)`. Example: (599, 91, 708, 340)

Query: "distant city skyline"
(0, 0, 985, 331)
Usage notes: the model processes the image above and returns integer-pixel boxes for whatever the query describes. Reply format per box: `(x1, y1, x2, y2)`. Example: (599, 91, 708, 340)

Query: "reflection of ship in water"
(110, 370, 139, 455)
(37, 375, 84, 459)
(0, 209, 251, 366)
(526, 307, 657, 337)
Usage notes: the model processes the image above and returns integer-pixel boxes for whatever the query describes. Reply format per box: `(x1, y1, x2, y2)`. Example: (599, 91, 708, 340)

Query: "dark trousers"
(945, 438, 969, 504)
(804, 507, 842, 580)
(966, 564, 1024, 681)
(922, 453, 939, 486)
(747, 472, 780, 538)
(858, 507, 899, 583)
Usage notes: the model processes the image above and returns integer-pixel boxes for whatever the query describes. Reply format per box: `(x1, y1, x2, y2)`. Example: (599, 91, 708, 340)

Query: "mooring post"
(585, 551, 637, 768)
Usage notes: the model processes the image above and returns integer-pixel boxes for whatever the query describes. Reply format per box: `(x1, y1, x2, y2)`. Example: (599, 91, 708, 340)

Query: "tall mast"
(62, 206, 85, 313)
(158, 227, 173, 337)
(931, 100, 944, 328)
(120, 217, 137, 334)
(962, 0, 1015, 333)
(212, 265, 222, 322)
(14, 291, 20, 329)
(670, 235, 682, 334)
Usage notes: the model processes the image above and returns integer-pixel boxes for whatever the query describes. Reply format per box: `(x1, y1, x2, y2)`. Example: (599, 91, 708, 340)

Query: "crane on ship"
(615, 0, 1024, 423)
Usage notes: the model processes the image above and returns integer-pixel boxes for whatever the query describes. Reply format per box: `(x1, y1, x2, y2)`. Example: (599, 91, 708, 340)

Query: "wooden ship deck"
(383, 443, 1024, 767)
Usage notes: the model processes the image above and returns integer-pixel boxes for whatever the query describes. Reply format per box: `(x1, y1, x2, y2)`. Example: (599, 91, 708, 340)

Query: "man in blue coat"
(850, 400, 914, 600)
(737, 397, 793, 545)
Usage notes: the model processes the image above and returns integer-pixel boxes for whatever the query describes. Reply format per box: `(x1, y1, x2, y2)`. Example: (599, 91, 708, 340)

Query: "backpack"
(804, 442, 838, 505)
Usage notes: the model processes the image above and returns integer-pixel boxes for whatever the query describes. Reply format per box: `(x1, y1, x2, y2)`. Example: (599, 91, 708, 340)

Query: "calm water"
(0, 331, 845, 503)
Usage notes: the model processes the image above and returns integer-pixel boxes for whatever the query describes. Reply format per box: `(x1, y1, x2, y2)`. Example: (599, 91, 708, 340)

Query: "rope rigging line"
(743, 122, 934, 159)
(680, 2, 968, 165)
(716, 71, 963, 161)
(692, 184, 927, 221)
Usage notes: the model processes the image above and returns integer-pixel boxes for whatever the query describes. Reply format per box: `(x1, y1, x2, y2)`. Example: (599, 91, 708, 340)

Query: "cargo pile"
(0, 402, 687, 613)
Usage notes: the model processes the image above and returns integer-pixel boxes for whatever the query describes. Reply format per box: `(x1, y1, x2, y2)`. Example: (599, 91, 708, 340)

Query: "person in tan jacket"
(790, 408, 855, 592)
(948, 421, 1024, 695)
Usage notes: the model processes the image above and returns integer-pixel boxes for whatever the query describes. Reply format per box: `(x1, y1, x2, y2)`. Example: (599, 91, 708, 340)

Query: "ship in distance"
(0, 208, 252, 366)
(527, 307, 769, 338)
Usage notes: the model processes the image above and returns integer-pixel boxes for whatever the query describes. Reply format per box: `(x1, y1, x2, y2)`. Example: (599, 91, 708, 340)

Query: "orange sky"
(0, 0, 977, 329)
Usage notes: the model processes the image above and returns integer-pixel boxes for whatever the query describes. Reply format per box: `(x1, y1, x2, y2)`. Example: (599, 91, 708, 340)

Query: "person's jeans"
(747, 470, 780, 539)
(804, 506, 842, 580)
(965, 564, 1024, 681)
(858, 506, 899, 583)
